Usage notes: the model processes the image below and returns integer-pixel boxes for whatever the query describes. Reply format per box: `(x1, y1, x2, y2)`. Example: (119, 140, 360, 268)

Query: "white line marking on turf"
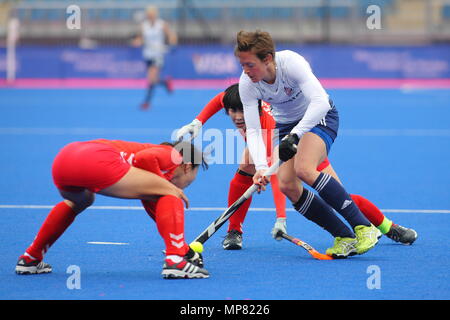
(0, 205, 449, 214)
(0, 128, 449, 137)
(0, 205, 142, 210)
(0, 128, 170, 135)
(340, 129, 450, 137)
(87, 242, 129, 245)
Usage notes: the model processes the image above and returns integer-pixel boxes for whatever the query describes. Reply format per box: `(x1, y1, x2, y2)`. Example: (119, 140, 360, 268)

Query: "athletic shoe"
(165, 77, 174, 93)
(376, 228, 383, 239)
(222, 229, 242, 250)
(15, 256, 52, 275)
(354, 224, 379, 255)
(326, 237, 357, 259)
(184, 247, 204, 268)
(386, 224, 418, 245)
(140, 102, 150, 110)
(162, 258, 209, 279)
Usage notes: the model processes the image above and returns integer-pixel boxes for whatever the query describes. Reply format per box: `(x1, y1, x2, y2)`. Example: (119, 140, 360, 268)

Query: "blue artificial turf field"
(0, 87, 449, 300)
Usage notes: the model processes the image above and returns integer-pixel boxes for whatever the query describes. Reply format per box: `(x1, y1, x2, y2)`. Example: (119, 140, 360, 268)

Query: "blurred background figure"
(133, 5, 178, 110)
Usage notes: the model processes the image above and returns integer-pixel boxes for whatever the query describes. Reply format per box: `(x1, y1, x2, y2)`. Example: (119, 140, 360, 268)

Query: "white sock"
(24, 252, 38, 261)
(166, 255, 183, 263)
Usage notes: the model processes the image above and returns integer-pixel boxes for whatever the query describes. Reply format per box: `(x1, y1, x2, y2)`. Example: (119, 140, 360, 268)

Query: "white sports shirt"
(141, 19, 166, 62)
(239, 50, 331, 171)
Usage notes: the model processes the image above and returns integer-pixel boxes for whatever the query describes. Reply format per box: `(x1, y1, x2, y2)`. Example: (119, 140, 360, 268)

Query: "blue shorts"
(145, 57, 164, 68)
(275, 100, 339, 154)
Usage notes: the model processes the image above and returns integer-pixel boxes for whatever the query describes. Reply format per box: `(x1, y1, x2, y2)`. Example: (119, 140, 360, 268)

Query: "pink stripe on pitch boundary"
(321, 78, 450, 89)
(1, 78, 450, 89)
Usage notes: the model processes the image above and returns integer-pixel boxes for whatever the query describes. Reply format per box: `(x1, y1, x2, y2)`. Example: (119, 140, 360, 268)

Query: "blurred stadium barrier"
(0, 0, 449, 85)
(1, 0, 450, 44)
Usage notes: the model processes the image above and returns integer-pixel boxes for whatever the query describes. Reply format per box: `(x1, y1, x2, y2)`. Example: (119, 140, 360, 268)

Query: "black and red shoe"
(222, 229, 243, 250)
(162, 257, 209, 279)
(165, 77, 174, 93)
(15, 255, 52, 275)
(140, 102, 151, 110)
(386, 224, 418, 245)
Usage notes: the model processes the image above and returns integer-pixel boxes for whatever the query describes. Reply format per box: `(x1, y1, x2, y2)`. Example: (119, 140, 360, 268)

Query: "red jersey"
(89, 139, 184, 219)
(91, 139, 182, 181)
(196, 92, 276, 159)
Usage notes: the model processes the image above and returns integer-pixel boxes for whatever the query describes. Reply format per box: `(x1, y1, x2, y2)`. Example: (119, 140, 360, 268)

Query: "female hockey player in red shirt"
(15, 139, 209, 279)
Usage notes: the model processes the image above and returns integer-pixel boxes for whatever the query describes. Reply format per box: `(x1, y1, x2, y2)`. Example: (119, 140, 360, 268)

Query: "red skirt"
(52, 141, 131, 193)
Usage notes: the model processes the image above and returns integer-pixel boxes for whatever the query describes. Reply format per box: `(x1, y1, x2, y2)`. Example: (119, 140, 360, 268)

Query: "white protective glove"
(175, 119, 202, 142)
(271, 217, 287, 241)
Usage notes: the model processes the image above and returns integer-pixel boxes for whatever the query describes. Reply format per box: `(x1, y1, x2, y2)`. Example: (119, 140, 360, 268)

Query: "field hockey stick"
(192, 160, 282, 244)
(276, 231, 333, 260)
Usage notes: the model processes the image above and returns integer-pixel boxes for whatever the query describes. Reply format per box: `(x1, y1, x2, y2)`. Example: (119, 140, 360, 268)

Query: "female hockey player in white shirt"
(235, 30, 379, 258)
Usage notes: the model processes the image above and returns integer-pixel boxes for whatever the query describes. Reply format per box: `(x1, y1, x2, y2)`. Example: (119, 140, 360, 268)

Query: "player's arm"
(131, 23, 143, 47)
(175, 92, 225, 141)
(133, 146, 191, 209)
(163, 21, 177, 46)
(133, 146, 182, 180)
(196, 92, 226, 124)
(260, 108, 276, 163)
(240, 77, 269, 190)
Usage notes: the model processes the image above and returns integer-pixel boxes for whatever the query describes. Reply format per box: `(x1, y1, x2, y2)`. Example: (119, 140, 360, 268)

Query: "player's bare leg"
(297, 132, 378, 255)
(276, 153, 356, 258)
(98, 166, 189, 208)
(276, 137, 365, 258)
(141, 65, 160, 110)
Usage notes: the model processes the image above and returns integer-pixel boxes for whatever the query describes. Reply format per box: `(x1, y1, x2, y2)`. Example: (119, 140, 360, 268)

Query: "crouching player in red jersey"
(176, 84, 417, 251)
(15, 139, 209, 279)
